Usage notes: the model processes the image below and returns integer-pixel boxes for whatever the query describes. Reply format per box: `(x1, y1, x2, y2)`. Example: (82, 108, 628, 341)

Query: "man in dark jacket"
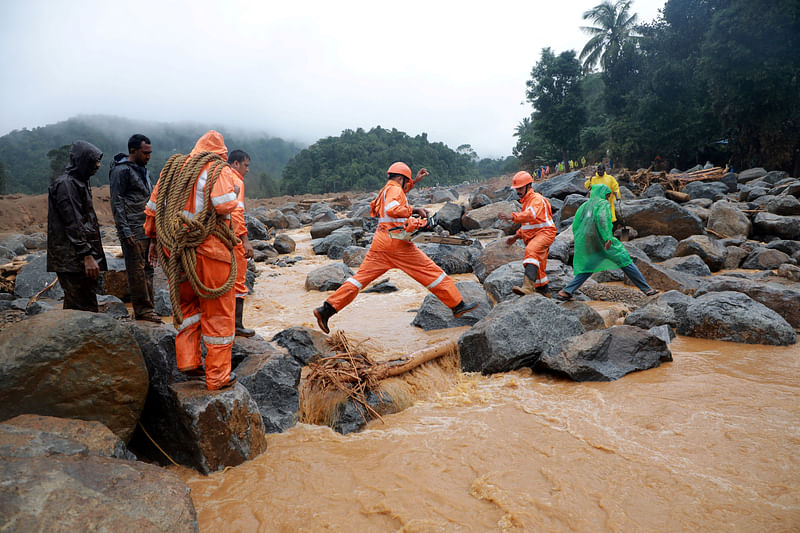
(109, 133, 160, 322)
(47, 140, 107, 312)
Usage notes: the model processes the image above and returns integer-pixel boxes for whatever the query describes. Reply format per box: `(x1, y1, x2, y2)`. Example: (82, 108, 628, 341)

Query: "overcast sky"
(0, 0, 665, 158)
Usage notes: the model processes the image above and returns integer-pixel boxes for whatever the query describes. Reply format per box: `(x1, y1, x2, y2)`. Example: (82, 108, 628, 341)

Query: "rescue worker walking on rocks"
(47, 141, 107, 312)
(109, 133, 161, 323)
(555, 184, 658, 301)
(227, 149, 256, 337)
(313, 162, 478, 334)
(144, 131, 240, 391)
(498, 171, 556, 297)
(584, 164, 621, 225)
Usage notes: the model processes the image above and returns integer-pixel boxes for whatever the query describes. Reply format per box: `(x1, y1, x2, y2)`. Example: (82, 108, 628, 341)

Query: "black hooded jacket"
(47, 141, 108, 273)
(109, 152, 152, 241)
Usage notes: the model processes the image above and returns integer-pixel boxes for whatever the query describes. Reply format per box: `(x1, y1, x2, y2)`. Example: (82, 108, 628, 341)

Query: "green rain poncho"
(571, 184, 632, 274)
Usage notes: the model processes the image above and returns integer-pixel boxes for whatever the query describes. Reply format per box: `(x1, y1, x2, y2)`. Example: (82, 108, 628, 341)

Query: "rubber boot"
(313, 301, 337, 334)
(235, 298, 255, 337)
(451, 299, 479, 318)
(512, 276, 535, 296)
(535, 284, 551, 298)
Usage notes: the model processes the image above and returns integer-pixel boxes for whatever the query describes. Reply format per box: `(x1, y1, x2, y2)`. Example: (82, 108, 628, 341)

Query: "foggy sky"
(0, 0, 665, 158)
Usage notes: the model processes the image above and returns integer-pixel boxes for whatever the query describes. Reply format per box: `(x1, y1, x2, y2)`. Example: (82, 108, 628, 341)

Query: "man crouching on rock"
(47, 140, 107, 312)
(313, 162, 478, 333)
(498, 171, 556, 297)
(144, 131, 240, 391)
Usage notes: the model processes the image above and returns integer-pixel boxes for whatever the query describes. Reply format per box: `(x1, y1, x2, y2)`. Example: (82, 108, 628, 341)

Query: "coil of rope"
(154, 151, 239, 325)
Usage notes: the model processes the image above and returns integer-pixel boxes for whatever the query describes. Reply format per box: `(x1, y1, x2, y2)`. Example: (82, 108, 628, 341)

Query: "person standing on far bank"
(109, 133, 161, 322)
(47, 141, 107, 312)
(227, 149, 256, 337)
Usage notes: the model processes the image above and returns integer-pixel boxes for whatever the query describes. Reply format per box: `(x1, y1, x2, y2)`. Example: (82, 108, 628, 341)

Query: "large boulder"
(628, 235, 678, 262)
(560, 194, 588, 219)
(764, 194, 800, 216)
(417, 243, 477, 274)
(741, 248, 792, 270)
(631, 257, 702, 294)
(236, 348, 303, 434)
(0, 414, 135, 461)
(170, 381, 268, 474)
(0, 454, 198, 532)
(707, 201, 752, 238)
(312, 227, 356, 258)
(694, 277, 800, 329)
(310, 218, 363, 239)
(619, 197, 705, 240)
(483, 260, 524, 303)
(683, 181, 729, 201)
(342, 245, 368, 268)
(435, 202, 465, 234)
(678, 291, 796, 345)
(411, 281, 492, 331)
(660, 255, 712, 277)
(12, 252, 62, 300)
(0, 311, 148, 442)
(462, 201, 518, 231)
(459, 295, 585, 374)
(736, 167, 767, 183)
(533, 171, 586, 199)
(431, 187, 457, 203)
(623, 303, 677, 329)
(752, 212, 800, 240)
(539, 325, 672, 381)
(471, 239, 525, 283)
(673, 235, 727, 271)
(560, 301, 606, 331)
(273, 234, 296, 254)
(271, 326, 332, 365)
(305, 263, 354, 291)
(244, 214, 270, 241)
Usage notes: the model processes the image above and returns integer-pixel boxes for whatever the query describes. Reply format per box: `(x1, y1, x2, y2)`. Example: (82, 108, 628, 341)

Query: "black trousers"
(121, 237, 155, 318)
(57, 272, 98, 312)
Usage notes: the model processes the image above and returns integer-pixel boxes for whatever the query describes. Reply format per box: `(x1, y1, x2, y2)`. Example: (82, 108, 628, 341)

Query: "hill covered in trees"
(0, 115, 304, 196)
(514, 0, 800, 175)
(281, 127, 517, 195)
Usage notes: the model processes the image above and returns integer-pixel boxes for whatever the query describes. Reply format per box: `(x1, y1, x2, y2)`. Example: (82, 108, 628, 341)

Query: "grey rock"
(431, 187, 457, 203)
(310, 218, 363, 239)
(753, 212, 800, 240)
(764, 195, 800, 216)
(539, 325, 672, 381)
(459, 295, 585, 374)
(683, 181, 729, 201)
(674, 235, 727, 271)
(483, 260, 524, 303)
(469, 193, 492, 209)
(694, 277, 800, 329)
(533, 171, 586, 199)
(0, 311, 148, 442)
(617, 197, 705, 240)
(648, 324, 675, 344)
(411, 281, 491, 331)
(724, 246, 748, 269)
(0, 245, 14, 264)
(777, 264, 800, 282)
(273, 234, 297, 254)
(623, 303, 677, 329)
(472, 239, 525, 283)
(417, 243, 476, 274)
(678, 291, 796, 345)
(154, 287, 173, 316)
(642, 183, 666, 198)
(462, 201, 519, 231)
(560, 194, 588, 219)
(435, 202, 465, 234)
(737, 167, 767, 183)
(25, 298, 59, 316)
(244, 214, 270, 241)
(741, 248, 792, 270)
(332, 389, 397, 435)
(13, 253, 62, 299)
(305, 262, 353, 291)
(560, 301, 605, 331)
(660, 255, 712, 277)
(707, 201, 752, 238)
(342, 245, 368, 267)
(0, 454, 198, 532)
(628, 234, 678, 262)
(632, 256, 701, 294)
(271, 326, 332, 366)
(237, 348, 302, 434)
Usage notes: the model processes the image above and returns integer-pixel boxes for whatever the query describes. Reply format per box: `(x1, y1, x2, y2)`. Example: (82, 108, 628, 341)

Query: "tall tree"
(523, 48, 586, 165)
(47, 145, 70, 181)
(579, 0, 640, 73)
(0, 161, 7, 195)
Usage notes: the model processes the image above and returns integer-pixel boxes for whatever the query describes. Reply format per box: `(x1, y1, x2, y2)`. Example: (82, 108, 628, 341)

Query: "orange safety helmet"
(512, 171, 533, 188)
(387, 162, 412, 179)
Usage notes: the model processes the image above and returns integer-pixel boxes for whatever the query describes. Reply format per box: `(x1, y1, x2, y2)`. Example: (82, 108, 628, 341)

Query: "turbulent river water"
(177, 227, 800, 532)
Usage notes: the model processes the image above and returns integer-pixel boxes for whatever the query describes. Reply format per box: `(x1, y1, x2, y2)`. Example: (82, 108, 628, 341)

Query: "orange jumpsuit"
(144, 131, 240, 390)
(231, 169, 248, 300)
(326, 179, 462, 312)
(512, 189, 557, 287)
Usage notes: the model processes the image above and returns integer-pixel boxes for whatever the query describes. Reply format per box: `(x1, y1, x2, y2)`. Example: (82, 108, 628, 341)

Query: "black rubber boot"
(313, 301, 337, 334)
(451, 300, 479, 318)
(235, 298, 255, 337)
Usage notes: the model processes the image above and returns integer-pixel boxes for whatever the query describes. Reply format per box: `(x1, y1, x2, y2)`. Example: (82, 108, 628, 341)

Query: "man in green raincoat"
(555, 184, 658, 300)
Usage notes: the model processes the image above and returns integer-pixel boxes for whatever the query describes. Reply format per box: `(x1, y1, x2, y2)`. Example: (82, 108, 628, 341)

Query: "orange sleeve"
(384, 186, 413, 219)
(143, 181, 159, 238)
(512, 197, 537, 224)
(210, 167, 239, 216)
(230, 176, 247, 237)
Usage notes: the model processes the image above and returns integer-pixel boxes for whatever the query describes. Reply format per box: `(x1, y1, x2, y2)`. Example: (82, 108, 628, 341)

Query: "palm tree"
(579, 0, 641, 73)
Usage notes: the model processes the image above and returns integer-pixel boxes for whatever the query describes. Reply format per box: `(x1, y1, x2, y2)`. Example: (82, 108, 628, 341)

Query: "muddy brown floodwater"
(178, 227, 800, 532)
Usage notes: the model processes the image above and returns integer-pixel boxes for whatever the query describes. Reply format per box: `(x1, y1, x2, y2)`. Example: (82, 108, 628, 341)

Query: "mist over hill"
(0, 115, 304, 196)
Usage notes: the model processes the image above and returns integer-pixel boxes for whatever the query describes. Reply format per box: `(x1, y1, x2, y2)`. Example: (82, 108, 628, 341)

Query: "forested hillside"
(0, 115, 303, 196)
(514, 0, 800, 175)
(281, 127, 516, 195)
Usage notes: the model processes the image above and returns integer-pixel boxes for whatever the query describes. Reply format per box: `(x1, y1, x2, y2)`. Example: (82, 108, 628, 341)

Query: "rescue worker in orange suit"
(498, 171, 557, 297)
(227, 149, 256, 337)
(144, 131, 240, 390)
(313, 162, 478, 333)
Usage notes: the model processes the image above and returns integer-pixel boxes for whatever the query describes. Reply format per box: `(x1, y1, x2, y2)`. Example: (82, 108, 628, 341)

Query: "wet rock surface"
(411, 280, 492, 330)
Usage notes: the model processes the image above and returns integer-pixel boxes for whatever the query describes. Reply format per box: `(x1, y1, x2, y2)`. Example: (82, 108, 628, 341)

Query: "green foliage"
(0, 161, 7, 195)
(518, 48, 586, 166)
(579, 0, 641, 73)
(0, 115, 303, 196)
(280, 127, 479, 195)
(47, 144, 70, 181)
